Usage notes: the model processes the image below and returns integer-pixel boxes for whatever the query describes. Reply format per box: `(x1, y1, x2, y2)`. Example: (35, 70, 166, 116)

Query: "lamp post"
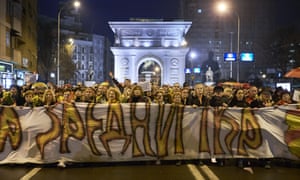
(216, 1, 240, 82)
(236, 12, 240, 82)
(229, 32, 234, 79)
(57, 1, 80, 86)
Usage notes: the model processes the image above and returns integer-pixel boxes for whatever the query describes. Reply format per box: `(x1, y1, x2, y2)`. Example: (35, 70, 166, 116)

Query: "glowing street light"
(216, 1, 240, 82)
(188, 51, 197, 86)
(57, 0, 80, 85)
(216, 1, 228, 13)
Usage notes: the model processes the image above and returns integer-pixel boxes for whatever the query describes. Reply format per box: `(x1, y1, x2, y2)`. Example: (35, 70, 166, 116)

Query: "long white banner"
(0, 103, 300, 164)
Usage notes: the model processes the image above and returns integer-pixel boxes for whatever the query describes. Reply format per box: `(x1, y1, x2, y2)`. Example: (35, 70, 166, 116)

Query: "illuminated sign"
(240, 53, 254, 62)
(185, 68, 191, 74)
(0, 61, 13, 72)
(193, 67, 201, 73)
(224, 52, 237, 61)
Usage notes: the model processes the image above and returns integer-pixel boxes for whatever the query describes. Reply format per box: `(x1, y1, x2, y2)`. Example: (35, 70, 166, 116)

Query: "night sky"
(38, 0, 181, 39)
(38, 0, 299, 41)
(274, 0, 300, 27)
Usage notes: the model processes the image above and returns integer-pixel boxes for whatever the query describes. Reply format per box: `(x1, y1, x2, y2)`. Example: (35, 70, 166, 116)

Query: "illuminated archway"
(137, 57, 162, 86)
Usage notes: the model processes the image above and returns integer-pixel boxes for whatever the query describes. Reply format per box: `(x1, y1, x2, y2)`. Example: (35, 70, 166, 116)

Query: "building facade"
(0, 0, 38, 88)
(40, 4, 112, 86)
(70, 34, 109, 85)
(179, 0, 277, 82)
(109, 20, 191, 86)
(60, 17, 111, 85)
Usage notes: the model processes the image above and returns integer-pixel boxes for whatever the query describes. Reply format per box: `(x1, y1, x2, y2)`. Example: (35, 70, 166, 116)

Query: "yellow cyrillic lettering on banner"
(199, 108, 210, 153)
(131, 103, 155, 157)
(36, 107, 61, 159)
(0, 107, 21, 151)
(100, 103, 131, 156)
(156, 104, 176, 157)
(86, 103, 103, 155)
(60, 103, 85, 153)
(213, 108, 226, 155)
(284, 110, 300, 158)
(238, 108, 262, 155)
(174, 105, 185, 154)
(222, 112, 240, 155)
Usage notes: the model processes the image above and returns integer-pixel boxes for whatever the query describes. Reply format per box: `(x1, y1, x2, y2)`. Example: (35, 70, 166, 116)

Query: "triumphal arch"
(109, 20, 191, 86)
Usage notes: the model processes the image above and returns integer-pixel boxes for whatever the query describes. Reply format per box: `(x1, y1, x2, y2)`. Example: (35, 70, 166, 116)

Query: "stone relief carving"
(167, 29, 180, 36)
(170, 58, 179, 66)
(121, 29, 143, 36)
(146, 29, 154, 36)
(121, 58, 129, 66)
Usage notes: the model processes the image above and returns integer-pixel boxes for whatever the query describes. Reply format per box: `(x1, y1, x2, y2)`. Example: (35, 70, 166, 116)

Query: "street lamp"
(57, 0, 80, 86)
(216, 1, 240, 82)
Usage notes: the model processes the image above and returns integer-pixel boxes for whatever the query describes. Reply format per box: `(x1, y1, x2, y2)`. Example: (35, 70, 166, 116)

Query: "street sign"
(224, 52, 237, 61)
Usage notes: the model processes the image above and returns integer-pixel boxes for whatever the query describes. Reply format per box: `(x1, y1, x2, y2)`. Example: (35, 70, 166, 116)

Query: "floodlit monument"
(204, 66, 215, 86)
(109, 20, 192, 86)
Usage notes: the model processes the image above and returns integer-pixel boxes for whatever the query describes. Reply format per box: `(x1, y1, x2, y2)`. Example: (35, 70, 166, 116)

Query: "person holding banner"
(127, 85, 150, 103)
(188, 83, 209, 107)
(228, 88, 251, 168)
(62, 88, 74, 103)
(42, 89, 57, 106)
(172, 82, 181, 94)
(172, 91, 182, 105)
(23, 90, 34, 107)
(153, 90, 165, 104)
(81, 87, 96, 103)
(245, 86, 258, 106)
(250, 89, 274, 108)
(229, 89, 248, 107)
(160, 85, 172, 104)
(120, 87, 132, 103)
(96, 83, 108, 104)
(181, 88, 191, 105)
(248, 89, 274, 169)
(9, 84, 25, 106)
(106, 87, 121, 104)
(209, 86, 228, 107)
(276, 91, 294, 105)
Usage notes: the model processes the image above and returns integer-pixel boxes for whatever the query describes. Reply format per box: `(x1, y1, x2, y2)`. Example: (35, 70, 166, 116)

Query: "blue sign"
(224, 52, 237, 61)
(193, 67, 201, 73)
(185, 68, 191, 74)
(240, 52, 254, 62)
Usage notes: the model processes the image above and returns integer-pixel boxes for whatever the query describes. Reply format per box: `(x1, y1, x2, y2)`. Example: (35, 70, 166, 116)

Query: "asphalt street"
(1, 159, 300, 180)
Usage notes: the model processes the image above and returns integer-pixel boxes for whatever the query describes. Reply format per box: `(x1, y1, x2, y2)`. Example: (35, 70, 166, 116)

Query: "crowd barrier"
(0, 103, 300, 164)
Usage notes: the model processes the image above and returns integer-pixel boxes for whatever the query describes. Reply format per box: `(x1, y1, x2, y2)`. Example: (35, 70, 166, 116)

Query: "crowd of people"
(0, 73, 297, 108)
